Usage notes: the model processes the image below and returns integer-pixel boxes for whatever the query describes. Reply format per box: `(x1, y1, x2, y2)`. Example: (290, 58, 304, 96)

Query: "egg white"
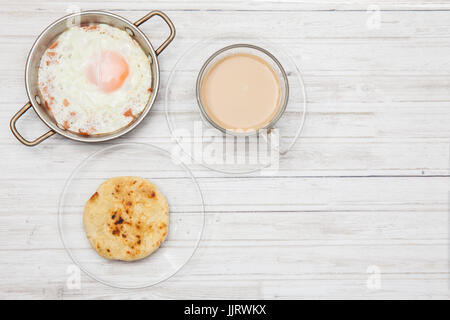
(38, 24, 152, 135)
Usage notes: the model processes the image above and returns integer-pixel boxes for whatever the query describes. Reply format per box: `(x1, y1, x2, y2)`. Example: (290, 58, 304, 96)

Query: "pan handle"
(134, 10, 176, 56)
(10, 102, 55, 147)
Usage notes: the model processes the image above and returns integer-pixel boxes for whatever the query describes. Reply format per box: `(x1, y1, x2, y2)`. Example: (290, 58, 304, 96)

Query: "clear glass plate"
(58, 143, 205, 288)
(165, 33, 307, 174)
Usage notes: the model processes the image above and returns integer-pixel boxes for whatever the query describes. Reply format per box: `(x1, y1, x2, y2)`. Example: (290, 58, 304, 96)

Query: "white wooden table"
(1, 0, 449, 299)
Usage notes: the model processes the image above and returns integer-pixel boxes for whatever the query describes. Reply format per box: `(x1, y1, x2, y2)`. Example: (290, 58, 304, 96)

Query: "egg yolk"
(86, 50, 129, 93)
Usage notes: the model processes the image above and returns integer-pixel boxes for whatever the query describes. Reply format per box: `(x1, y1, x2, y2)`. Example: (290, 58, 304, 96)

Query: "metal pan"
(10, 10, 175, 146)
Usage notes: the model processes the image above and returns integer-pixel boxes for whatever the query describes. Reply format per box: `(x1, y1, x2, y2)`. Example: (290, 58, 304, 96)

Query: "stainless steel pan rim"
(10, 10, 175, 146)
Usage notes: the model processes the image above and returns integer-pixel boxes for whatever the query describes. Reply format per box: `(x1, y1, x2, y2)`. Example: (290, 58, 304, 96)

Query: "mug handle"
(134, 10, 176, 56)
(10, 102, 55, 147)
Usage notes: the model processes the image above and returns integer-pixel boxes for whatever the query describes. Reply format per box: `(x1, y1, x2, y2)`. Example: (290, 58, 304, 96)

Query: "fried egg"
(38, 24, 152, 135)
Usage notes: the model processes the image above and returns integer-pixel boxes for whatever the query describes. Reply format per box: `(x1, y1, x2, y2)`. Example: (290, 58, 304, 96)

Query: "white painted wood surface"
(1, 0, 449, 299)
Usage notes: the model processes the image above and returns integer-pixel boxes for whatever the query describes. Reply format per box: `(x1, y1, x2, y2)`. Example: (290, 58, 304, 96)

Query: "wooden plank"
(3, 1, 450, 12)
(1, 137, 449, 177)
(1, 210, 447, 250)
(1, 177, 448, 212)
(0, 243, 447, 299)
